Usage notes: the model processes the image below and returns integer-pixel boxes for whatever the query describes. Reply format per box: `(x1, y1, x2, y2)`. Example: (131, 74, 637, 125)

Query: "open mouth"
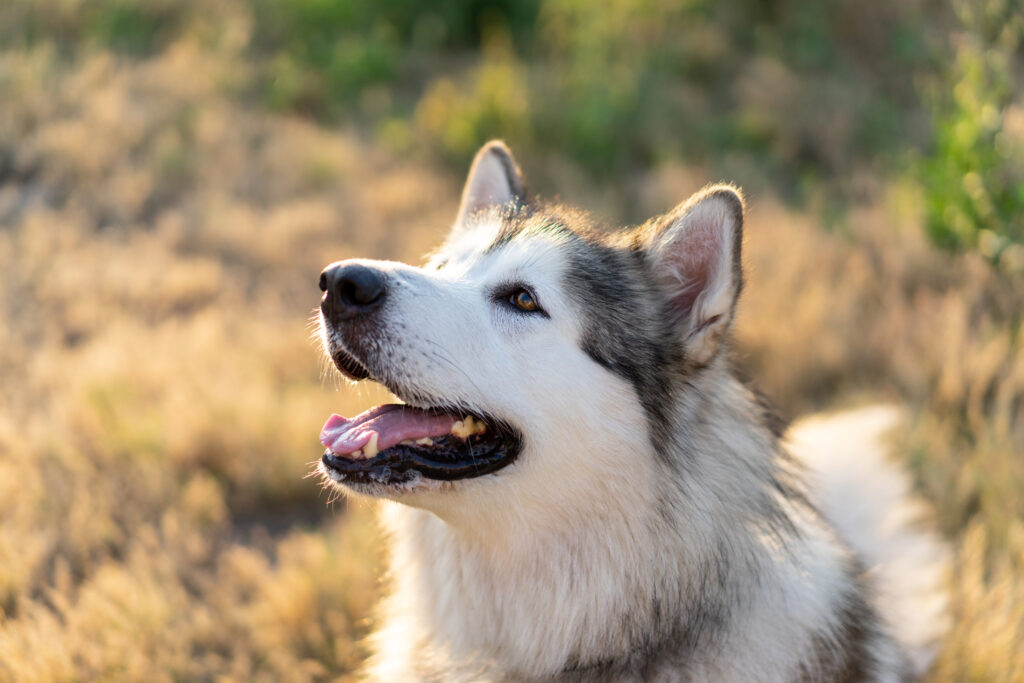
(320, 404, 522, 485)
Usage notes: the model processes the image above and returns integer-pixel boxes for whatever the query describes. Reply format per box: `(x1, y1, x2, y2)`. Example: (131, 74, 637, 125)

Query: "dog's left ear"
(454, 140, 527, 228)
(644, 185, 744, 366)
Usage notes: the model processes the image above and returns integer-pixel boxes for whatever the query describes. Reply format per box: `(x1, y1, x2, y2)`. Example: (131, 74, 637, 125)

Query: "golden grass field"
(1, 31, 1023, 683)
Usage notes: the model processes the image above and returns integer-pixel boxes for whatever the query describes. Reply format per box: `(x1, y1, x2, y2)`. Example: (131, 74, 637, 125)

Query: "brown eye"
(511, 288, 538, 312)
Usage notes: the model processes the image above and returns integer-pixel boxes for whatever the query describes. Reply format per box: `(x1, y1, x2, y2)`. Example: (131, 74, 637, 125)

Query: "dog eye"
(510, 288, 539, 312)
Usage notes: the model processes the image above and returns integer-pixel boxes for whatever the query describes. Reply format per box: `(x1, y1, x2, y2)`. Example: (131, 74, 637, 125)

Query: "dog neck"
(373, 362, 863, 680)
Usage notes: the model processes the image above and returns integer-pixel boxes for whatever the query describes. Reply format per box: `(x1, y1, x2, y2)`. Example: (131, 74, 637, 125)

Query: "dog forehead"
(483, 229, 574, 280)
(438, 218, 576, 287)
(439, 218, 503, 272)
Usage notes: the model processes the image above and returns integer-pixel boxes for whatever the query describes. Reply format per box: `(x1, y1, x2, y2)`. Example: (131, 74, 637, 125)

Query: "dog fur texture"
(316, 141, 949, 682)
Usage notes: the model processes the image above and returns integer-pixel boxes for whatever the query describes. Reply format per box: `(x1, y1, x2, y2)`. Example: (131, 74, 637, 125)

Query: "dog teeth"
(364, 433, 380, 458)
(450, 416, 486, 439)
(416, 437, 434, 446)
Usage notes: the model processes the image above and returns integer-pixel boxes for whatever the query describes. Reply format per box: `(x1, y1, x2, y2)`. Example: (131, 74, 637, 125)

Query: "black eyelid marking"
(490, 282, 549, 318)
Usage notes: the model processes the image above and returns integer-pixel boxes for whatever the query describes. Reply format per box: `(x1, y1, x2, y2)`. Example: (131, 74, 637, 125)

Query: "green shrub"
(86, 0, 185, 55)
(918, 0, 1024, 264)
(414, 33, 532, 164)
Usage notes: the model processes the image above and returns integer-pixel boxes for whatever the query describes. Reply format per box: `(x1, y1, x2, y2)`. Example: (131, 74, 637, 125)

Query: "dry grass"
(1, 37, 1022, 681)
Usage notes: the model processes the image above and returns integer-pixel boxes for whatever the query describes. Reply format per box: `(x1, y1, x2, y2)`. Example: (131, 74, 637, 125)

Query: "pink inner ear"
(662, 220, 721, 326)
(458, 150, 520, 225)
(471, 175, 510, 212)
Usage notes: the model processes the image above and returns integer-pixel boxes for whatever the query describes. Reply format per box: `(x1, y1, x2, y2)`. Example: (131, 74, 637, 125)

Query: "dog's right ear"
(453, 141, 527, 229)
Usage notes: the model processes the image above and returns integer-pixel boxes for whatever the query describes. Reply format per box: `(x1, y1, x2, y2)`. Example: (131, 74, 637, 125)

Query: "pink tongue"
(320, 404, 458, 456)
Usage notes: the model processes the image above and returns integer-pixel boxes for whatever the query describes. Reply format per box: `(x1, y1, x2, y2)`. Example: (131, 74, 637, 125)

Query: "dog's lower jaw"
(319, 461, 447, 498)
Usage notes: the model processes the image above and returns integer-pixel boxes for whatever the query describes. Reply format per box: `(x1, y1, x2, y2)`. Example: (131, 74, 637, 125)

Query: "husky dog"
(315, 142, 948, 682)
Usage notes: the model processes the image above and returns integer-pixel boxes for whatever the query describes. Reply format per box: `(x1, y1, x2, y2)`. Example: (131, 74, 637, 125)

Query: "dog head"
(317, 141, 744, 520)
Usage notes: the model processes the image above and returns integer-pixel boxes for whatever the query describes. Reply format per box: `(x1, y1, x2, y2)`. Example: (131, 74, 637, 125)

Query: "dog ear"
(645, 185, 744, 366)
(454, 141, 527, 228)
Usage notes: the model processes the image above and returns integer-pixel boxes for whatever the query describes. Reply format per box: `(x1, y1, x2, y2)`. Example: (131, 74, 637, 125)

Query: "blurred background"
(0, 0, 1022, 680)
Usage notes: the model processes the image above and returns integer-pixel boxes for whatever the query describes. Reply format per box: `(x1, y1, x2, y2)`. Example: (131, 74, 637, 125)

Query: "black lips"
(322, 422, 521, 485)
(331, 348, 371, 381)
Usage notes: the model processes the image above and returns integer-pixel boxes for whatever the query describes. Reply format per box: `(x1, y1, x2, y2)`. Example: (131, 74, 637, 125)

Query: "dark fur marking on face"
(565, 239, 679, 461)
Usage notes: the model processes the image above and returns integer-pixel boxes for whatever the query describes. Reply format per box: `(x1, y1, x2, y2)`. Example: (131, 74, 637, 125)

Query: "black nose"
(320, 263, 387, 320)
